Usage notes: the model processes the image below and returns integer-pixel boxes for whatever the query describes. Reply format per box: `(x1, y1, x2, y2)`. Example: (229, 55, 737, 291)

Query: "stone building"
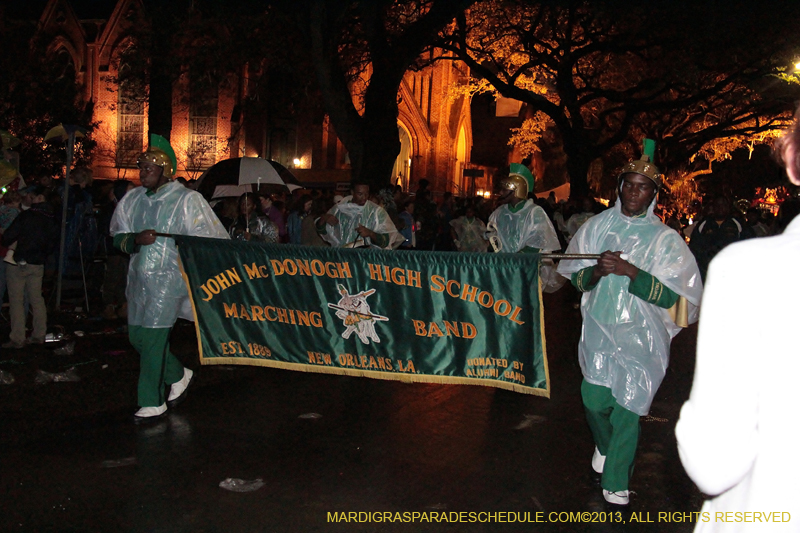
(32, 0, 476, 194)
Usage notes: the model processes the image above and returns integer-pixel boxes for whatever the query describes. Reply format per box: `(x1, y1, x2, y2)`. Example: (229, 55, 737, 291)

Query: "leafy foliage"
(0, 13, 95, 179)
(441, 0, 800, 197)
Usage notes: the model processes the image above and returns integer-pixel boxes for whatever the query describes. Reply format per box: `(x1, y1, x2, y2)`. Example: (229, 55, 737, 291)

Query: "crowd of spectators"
(0, 166, 789, 336)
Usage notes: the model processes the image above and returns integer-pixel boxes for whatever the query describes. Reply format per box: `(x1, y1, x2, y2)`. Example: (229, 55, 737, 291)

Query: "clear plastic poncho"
(566, 212, 595, 242)
(110, 181, 229, 328)
(449, 216, 488, 252)
(229, 213, 279, 243)
(557, 196, 703, 415)
(486, 199, 560, 253)
(320, 197, 401, 249)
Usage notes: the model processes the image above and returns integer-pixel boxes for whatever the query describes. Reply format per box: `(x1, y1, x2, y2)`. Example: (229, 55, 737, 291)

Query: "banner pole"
(540, 253, 628, 261)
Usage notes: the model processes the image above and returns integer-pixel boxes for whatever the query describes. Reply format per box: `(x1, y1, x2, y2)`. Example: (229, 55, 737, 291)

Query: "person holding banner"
(316, 182, 400, 249)
(110, 134, 229, 422)
(485, 164, 560, 255)
(556, 141, 703, 507)
(486, 164, 562, 292)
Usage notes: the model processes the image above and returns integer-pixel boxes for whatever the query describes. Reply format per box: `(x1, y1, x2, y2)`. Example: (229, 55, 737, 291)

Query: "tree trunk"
(562, 140, 592, 199)
(354, 71, 402, 190)
(148, 49, 173, 141)
(355, 117, 400, 190)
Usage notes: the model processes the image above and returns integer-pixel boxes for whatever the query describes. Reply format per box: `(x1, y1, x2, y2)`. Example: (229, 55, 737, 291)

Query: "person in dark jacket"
(688, 196, 753, 281)
(1, 185, 59, 348)
(100, 180, 134, 319)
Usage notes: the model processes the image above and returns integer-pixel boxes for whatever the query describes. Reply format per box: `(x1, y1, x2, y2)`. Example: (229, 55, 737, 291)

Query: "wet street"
(0, 287, 705, 532)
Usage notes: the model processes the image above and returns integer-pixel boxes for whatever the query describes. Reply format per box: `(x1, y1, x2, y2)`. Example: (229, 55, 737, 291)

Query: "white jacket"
(675, 216, 800, 531)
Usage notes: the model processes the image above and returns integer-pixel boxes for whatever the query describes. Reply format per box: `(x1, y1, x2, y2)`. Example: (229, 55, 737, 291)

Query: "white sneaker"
(134, 404, 167, 420)
(592, 446, 606, 474)
(603, 489, 629, 505)
(167, 368, 194, 405)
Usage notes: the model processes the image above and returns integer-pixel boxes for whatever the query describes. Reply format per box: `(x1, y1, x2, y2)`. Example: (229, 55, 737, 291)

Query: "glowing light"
(795, 61, 800, 71)
(293, 158, 301, 167)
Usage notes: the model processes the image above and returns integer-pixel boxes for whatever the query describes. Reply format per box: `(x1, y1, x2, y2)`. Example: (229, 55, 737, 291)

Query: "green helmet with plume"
(619, 138, 662, 189)
(138, 134, 177, 179)
(499, 163, 535, 200)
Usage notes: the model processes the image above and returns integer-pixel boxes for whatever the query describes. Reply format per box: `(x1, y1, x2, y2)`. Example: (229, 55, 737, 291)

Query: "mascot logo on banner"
(327, 284, 389, 345)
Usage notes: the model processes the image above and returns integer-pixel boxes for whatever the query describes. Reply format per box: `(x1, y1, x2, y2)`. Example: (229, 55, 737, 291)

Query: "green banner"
(175, 236, 549, 396)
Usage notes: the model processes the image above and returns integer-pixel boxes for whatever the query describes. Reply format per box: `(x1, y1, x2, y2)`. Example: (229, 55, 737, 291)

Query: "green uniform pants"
(129, 326, 185, 408)
(581, 380, 640, 492)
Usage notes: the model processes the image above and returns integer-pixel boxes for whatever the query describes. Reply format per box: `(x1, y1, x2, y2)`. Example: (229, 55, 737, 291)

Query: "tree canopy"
(0, 8, 95, 178)
(441, 0, 800, 198)
(5, 0, 800, 199)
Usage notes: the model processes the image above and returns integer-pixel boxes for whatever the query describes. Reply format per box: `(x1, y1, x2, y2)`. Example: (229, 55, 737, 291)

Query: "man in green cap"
(110, 134, 228, 422)
(486, 163, 559, 254)
(557, 142, 703, 506)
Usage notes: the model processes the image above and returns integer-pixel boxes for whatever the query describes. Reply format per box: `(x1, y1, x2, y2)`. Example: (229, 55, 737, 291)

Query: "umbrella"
(0, 160, 18, 188)
(196, 157, 303, 201)
(211, 184, 253, 200)
(0, 129, 21, 149)
(264, 159, 303, 190)
(44, 123, 87, 143)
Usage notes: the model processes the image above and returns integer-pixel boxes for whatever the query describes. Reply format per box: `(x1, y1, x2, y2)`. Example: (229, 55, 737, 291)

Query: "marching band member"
(557, 142, 703, 506)
(111, 134, 228, 421)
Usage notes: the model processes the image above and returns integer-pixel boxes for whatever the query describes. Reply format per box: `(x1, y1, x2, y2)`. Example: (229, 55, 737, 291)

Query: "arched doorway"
(454, 126, 468, 195)
(392, 123, 413, 191)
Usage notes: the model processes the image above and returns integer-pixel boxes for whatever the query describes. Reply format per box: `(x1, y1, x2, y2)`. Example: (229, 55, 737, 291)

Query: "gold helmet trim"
(498, 175, 529, 200)
(137, 148, 175, 179)
(499, 163, 535, 200)
(618, 155, 662, 189)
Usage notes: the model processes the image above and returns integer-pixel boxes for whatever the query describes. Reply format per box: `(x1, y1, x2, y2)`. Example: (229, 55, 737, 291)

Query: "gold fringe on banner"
(199, 356, 549, 397)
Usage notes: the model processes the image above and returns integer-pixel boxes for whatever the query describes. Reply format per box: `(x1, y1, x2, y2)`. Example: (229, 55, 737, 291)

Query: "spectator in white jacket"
(675, 108, 800, 531)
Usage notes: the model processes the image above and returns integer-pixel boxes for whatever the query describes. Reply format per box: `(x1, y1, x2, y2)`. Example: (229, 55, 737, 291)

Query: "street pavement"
(0, 287, 705, 532)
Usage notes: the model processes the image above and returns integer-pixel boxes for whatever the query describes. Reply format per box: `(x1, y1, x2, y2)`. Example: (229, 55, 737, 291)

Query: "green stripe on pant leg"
(581, 380, 640, 492)
(129, 326, 186, 407)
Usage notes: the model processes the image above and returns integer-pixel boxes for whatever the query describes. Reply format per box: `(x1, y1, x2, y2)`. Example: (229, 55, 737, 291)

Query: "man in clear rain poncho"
(556, 141, 703, 506)
(110, 135, 228, 421)
(486, 164, 560, 255)
(449, 202, 488, 252)
(317, 182, 401, 249)
(486, 164, 562, 292)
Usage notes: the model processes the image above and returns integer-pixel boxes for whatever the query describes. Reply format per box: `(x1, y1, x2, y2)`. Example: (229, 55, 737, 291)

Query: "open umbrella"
(0, 160, 18, 188)
(264, 159, 303, 190)
(211, 184, 253, 200)
(44, 123, 87, 144)
(196, 157, 303, 201)
(0, 129, 21, 149)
